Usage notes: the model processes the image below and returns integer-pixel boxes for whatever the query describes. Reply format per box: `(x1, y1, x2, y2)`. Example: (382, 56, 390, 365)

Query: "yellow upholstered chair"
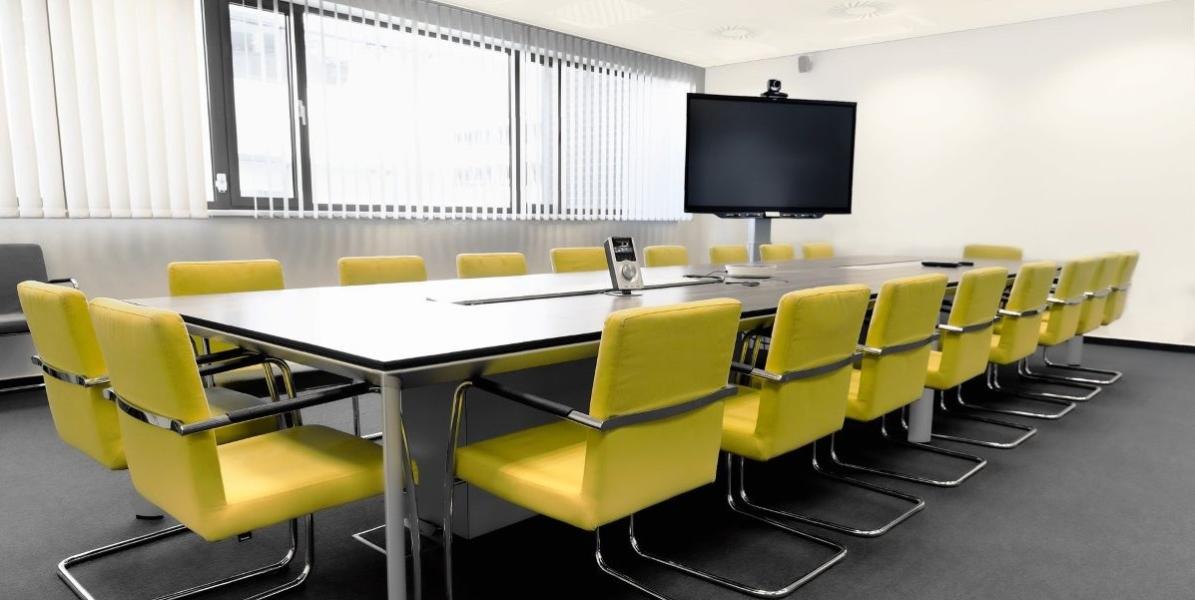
(759, 243, 795, 262)
(1035, 253, 1127, 386)
(444, 299, 746, 598)
(88, 297, 393, 600)
(802, 242, 834, 260)
(17, 282, 297, 599)
(723, 284, 924, 538)
(963, 245, 1023, 261)
(921, 268, 1038, 449)
(1014, 257, 1102, 401)
(338, 255, 427, 285)
(550, 247, 607, 273)
(456, 252, 528, 279)
(643, 245, 689, 267)
(1103, 250, 1139, 326)
(709, 244, 749, 264)
(831, 274, 986, 487)
(952, 261, 1078, 421)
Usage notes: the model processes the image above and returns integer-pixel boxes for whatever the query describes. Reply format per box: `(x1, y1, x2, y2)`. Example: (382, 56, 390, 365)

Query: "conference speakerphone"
(604, 237, 644, 295)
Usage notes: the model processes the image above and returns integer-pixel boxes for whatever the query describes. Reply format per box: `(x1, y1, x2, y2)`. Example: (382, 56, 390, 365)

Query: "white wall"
(707, 0, 1195, 345)
(0, 215, 742, 299)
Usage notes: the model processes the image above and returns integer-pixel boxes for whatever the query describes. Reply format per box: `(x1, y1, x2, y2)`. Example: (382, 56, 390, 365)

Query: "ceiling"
(436, 0, 1174, 67)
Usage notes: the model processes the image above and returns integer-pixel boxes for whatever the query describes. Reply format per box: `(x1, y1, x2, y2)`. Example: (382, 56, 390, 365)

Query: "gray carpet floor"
(2, 344, 1193, 599)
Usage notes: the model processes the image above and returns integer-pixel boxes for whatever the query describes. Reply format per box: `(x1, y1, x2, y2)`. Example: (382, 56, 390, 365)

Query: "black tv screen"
(684, 93, 857, 215)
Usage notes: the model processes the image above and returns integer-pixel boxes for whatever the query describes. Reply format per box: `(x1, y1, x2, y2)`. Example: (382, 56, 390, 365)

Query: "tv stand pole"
(746, 217, 771, 264)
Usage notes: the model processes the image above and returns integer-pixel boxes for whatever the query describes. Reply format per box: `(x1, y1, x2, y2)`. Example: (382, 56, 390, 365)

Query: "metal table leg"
(381, 373, 407, 600)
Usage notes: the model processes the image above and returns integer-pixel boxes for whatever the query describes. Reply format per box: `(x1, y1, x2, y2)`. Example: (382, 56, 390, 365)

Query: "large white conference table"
(133, 255, 1025, 600)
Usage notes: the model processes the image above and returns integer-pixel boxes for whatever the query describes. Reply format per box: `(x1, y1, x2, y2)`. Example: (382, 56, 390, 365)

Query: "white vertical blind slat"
(0, 0, 45, 218)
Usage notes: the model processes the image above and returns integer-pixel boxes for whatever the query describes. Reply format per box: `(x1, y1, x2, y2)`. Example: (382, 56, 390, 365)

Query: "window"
(203, 0, 702, 220)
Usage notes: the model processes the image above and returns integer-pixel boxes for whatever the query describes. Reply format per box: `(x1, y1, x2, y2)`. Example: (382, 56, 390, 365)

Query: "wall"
(0, 214, 741, 298)
(707, 0, 1195, 345)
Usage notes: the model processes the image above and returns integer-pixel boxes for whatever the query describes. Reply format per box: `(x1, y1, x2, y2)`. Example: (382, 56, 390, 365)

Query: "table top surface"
(131, 256, 1024, 373)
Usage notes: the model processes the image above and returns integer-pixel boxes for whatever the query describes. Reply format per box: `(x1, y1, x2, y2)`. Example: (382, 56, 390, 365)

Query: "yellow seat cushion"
(196, 425, 383, 541)
(456, 421, 591, 529)
(205, 387, 280, 445)
(721, 386, 768, 461)
(845, 368, 870, 420)
(924, 350, 945, 389)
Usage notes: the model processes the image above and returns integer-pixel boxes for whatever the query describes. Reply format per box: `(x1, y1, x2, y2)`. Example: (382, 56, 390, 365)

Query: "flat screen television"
(684, 93, 857, 216)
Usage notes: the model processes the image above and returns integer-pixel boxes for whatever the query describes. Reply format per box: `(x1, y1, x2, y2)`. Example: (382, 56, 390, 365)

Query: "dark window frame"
(203, 0, 633, 218)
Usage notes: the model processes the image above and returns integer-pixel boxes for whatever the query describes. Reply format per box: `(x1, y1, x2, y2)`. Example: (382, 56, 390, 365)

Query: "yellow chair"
(17, 282, 303, 599)
(643, 245, 689, 267)
(444, 299, 746, 598)
(920, 267, 1038, 449)
(1037, 253, 1127, 385)
(1014, 257, 1102, 401)
(802, 242, 834, 260)
(456, 252, 528, 279)
(724, 284, 925, 538)
(88, 297, 396, 600)
(1103, 250, 1139, 326)
(550, 247, 607, 273)
(759, 243, 795, 262)
(963, 244, 1023, 261)
(167, 258, 358, 430)
(829, 274, 987, 487)
(338, 255, 427, 285)
(951, 261, 1078, 421)
(709, 244, 749, 264)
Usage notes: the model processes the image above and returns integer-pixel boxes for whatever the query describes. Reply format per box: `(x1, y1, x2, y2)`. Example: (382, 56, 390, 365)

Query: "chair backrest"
(709, 245, 748, 264)
(759, 244, 795, 262)
(167, 259, 285, 296)
(930, 267, 1008, 389)
(1103, 250, 1139, 325)
(853, 274, 948, 421)
(1076, 253, 1121, 335)
(550, 247, 606, 273)
(456, 253, 528, 279)
(753, 285, 870, 456)
(338, 255, 427, 286)
(802, 242, 834, 260)
(990, 261, 1056, 365)
(643, 245, 689, 267)
(1, 244, 49, 315)
(1039, 257, 1098, 347)
(168, 259, 285, 353)
(582, 298, 741, 524)
(89, 298, 226, 523)
(17, 281, 124, 469)
(963, 244, 1023, 261)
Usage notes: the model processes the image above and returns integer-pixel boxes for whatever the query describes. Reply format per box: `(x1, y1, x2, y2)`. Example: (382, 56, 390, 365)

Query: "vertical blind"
(230, 0, 703, 221)
(0, 0, 210, 218)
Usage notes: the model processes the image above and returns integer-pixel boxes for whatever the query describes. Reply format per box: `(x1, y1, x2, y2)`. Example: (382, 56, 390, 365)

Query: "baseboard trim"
(0, 375, 45, 394)
(1085, 336, 1195, 354)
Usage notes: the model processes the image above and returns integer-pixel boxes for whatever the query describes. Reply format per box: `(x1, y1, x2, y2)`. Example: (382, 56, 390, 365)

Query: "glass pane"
(229, 5, 294, 199)
(303, 13, 511, 212)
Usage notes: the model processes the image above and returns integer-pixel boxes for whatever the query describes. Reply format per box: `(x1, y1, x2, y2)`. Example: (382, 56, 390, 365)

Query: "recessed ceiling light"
(830, 1, 894, 20)
(715, 26, 756, 40)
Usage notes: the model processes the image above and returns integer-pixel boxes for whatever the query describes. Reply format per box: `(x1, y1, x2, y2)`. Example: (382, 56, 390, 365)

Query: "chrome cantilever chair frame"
(60, 357, 381, 600)
(725, 348, 925, 538)
(444, 378, 841, 600)
(953, 363, 1077, 420)
(1007, 294, 1102, 401)
(1033, 285, 1125, 386)
(826, 337, 988, 488)
(921, 387, 1037, 449)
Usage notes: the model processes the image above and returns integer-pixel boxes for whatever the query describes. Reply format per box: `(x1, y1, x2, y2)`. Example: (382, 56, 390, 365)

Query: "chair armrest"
(194, 348, 252, 365)
(467, 377, 736, 432)
(46, 277, 78, 289)
(109, 381, 373, 436)
(197, 353, 270, 378)
(471, 377, 604, 430)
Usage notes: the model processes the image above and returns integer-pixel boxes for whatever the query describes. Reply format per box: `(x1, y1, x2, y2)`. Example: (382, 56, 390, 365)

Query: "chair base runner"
(730, 442, 925, 537)
(1016, 357, 1101, 401)
(0, 375, 44, 394)
(828, 413, 987, 488)
(1038, 347, 1123, 385)
(955, 363, 1078, 420)
(58, 516, 313, 600)
(929, 387, 1037, 449)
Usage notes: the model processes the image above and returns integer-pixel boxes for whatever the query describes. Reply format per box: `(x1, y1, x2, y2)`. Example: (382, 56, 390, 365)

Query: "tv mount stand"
(722, 214, 824, 263)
